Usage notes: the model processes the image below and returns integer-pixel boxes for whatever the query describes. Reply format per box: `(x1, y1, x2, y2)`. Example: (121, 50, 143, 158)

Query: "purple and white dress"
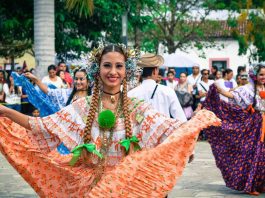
(203, 84, 265, 193)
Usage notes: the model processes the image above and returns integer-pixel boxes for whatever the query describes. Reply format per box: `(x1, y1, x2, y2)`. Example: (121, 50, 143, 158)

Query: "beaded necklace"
(90, 93, 122, 186)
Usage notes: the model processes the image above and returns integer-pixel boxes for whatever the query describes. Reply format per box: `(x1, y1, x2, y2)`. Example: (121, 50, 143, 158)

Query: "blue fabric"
(12, 72, 60, 117)
(5, 104, 21, 112)
(12, 72, 71, 155)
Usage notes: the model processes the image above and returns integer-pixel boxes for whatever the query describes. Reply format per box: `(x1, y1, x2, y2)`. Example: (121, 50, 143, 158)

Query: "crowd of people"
(0, 61, 76, 117)
(0, 44, 264, 197)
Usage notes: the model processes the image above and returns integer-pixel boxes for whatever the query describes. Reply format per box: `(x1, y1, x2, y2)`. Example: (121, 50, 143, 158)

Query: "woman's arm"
(0, 104, 30, 129)
(24, 72, 48, 94)
(216, 85, 234, 98)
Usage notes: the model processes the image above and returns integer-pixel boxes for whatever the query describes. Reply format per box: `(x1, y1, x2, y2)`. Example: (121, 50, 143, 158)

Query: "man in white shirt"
(187, 63, 201, 110)
(128, 53, 187, 122)
(187, 63, 201, 94)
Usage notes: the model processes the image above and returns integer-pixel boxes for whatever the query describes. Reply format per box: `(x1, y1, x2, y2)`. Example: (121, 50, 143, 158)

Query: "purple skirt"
(203, 85, 265, 193)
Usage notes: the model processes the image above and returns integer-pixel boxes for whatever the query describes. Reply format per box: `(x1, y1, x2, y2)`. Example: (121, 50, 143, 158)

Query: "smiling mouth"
(108, 77, 119, 82)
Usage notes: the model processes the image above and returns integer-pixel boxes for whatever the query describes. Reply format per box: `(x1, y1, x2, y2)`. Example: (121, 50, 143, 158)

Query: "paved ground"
(0, 142, 256, 198)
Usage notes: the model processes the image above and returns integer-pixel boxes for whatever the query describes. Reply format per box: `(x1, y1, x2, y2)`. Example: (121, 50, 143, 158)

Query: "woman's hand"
(24, 72, 38, 83)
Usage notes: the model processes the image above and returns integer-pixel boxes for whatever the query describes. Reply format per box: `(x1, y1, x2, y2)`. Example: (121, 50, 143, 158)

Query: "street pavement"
(0, 142, 256, 198)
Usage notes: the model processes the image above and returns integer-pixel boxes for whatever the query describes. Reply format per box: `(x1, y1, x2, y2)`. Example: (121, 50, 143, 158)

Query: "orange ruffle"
(88, 109, 221, 197)
(0, 109, 220, 198)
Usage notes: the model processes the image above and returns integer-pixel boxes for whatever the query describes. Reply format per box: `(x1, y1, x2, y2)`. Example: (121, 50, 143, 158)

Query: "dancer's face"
(99, 52, 126, 90)
(257, 68, 265, 85)
(74, 71, 89, 91)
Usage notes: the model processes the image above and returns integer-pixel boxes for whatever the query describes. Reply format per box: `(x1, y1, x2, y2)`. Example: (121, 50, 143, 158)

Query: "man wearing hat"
(240, 72, 249, 86)
(128, 53, 187, 122)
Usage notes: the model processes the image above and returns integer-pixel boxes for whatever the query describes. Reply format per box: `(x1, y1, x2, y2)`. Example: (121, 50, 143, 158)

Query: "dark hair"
(30, 68, 35, 73)
(56, 70, 67, 84)
(253, 64, 265, 108)
(47, 64, 56, 72)
(237, 66, 246, 74)
(223, 68, 233, 77)
(167, 71, 175, 77)
(66, 69, 91, 106)
(57, 61, 65, 67)
(57, 61, 69, 72)
(212, 65, 218, 75)
(158, 69, 164, 76)
(142, 67, 156, 78)
(179, 72, 188, 77)
(201, 69, 210, 75)
(6, 73, 19, 94)
(201, 69, 210, 80)
(0, 70, 6, 83)
(98, 45, 127, 64)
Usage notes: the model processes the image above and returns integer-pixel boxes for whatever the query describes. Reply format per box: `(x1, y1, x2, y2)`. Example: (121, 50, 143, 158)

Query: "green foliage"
(65, 0, 94, 18)
(225, 0, 265, 62)
(0, 0, 33, 58)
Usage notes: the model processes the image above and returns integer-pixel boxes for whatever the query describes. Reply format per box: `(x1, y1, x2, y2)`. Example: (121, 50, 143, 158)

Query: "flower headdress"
(86, 42, 141, 83)
(248, 63, 265, 82)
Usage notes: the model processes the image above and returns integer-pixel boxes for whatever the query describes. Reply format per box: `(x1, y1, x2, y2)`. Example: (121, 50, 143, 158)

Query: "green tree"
(220, 0, 265, 62)
(128, 0, 227, 54)
(0, 0, 33, 69)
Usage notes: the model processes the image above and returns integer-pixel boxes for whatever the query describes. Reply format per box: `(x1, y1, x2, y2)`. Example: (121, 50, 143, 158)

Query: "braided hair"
(83, 45, 133, 144)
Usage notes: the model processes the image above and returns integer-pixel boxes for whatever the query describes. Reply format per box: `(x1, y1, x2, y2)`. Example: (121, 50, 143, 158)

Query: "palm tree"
(34, 0, 93, 78)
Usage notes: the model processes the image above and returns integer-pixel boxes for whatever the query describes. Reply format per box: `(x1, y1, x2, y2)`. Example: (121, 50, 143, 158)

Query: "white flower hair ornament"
(248, 63, 265, 83)
(86, 43, 142, 83)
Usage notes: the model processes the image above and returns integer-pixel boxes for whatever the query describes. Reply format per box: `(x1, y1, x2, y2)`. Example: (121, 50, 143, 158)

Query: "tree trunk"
(167, 39, 176, 54)
(34, 0, 55, 79)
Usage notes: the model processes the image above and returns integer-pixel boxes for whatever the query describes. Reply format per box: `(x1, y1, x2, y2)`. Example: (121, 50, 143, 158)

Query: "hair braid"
(83, 77, 100, 143)
(122, 79, 132, 138)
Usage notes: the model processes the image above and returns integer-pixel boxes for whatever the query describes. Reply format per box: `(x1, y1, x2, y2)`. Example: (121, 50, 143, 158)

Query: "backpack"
(175, 90, 193, 107)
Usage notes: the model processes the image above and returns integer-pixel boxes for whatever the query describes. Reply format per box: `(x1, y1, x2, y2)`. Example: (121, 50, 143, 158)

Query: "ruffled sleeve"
(28, 97, 90, 151)
(230, 84, 254, 109)
(47, 88, 73, 109)
(130, 98, 183, 149)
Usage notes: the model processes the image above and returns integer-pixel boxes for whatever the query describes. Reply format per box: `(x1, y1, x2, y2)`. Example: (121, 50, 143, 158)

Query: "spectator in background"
(57, 61, 73, 86)
(165, 71, 178, 90)
(157, 69, 166, 85)
(240, 72, 249, 86)
(215, 68, 238, 103)
(3, 73, 22, 111)
(237, 66, 246, 75)
(16, 67, 23, 75)
(175, 72, 193, 120)
(209, 65, 218, 80)
(42, 65, 64, 88)
(128, 53, 187, 122)
(0, 70, 7, 103)
(215, 70, 222, 80)
(236, 74, 242, 86)
(198, 69, 214, 103)
(187, 63, 201, 110)
(32, 108, 40, 117)
(57, 70, 71, 89)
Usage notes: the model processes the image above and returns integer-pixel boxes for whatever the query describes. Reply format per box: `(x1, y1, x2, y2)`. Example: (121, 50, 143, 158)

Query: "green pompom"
(98, 110, 116, 129)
